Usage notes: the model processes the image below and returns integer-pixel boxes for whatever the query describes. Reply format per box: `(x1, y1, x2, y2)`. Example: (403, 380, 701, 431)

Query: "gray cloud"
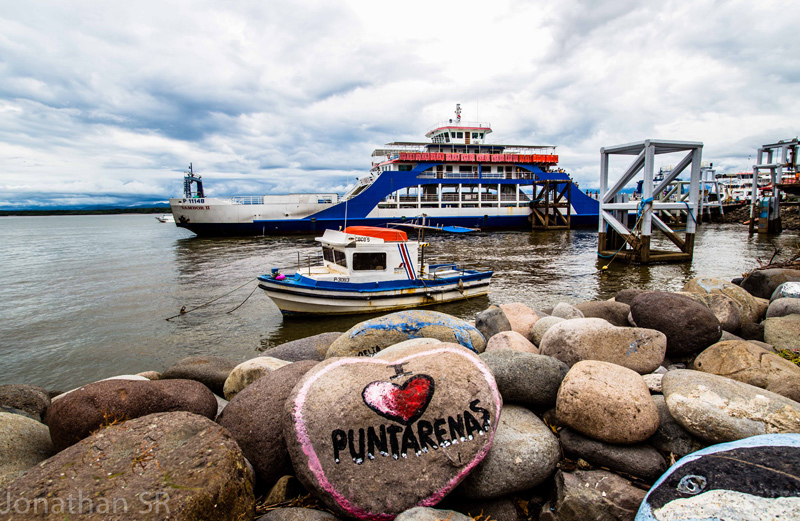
(0, 0, 798, 208)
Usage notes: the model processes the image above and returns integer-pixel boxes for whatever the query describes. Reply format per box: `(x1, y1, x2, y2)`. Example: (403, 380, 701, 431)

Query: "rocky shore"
(2, 270, 800, 520)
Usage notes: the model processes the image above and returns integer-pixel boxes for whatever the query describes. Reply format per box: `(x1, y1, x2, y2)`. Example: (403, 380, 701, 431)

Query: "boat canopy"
(343, 226, 407, 242)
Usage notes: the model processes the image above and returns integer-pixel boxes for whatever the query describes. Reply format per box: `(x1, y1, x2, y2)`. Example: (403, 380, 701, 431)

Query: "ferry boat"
(169, 106, 599, 236)
(258, 225, 492, 315)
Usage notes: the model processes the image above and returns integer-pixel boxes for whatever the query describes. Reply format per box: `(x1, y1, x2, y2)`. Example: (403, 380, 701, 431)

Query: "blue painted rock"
(284, 343, 502, 520)
(771, 281, 800, 302)
(636, 433, 800, 520)
(325, 310, 486, 358)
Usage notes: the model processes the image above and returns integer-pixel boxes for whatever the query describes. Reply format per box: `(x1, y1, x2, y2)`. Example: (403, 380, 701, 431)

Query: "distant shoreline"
(0, 208, 170, 217)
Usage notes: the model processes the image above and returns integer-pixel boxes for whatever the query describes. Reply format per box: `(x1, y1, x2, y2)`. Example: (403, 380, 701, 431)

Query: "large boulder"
(284, 343, 502, 519)
(763, 314, 800, 350)
(257, 508, 341, 521)
(160, 355, 239, 395)
(539, 318, 666, 374)
(223, 356, 291, 400)
(0, 412, 254, 520)
(45, 378, 217, 451)
(0, 412, 54, 488)
(574, 301, 632, 327)
(457, 405, 560, 499)
(0, 385, 50, 422)
(479, 350, 568, 409)
(556, 360, 659, 444)
(692, 340, 800, 394)
(539, 470, 647, 521)
(661, 369, 800, 443)
(261, 332, 343, 362)
(326, 310, 486, 358)
(683, 276, 763, 324)
(217, 360, 318, 488)
(630, 292, 721, 357)
(559, 428, 667, 482)
(739, 268, 800, 299)
(474, 305, 512, 341)
(499, 302, 541, 341)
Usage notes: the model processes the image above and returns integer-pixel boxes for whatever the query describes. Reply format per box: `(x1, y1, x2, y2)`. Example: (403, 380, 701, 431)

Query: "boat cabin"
(313, 227, 423, 283)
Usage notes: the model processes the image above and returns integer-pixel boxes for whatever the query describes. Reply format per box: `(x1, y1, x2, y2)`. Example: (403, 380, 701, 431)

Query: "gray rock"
(458, 405, 560, 499)
(766, 297, 800, 318)
(683, 276, 764, 324)
(217, 360, 318, 488)
(0, 412, 54, 488)
(539, 470, 647, 521)
(479, 350, 568, 409)
(676, 291, 743, 333)
(643, 373, 663, 393)
(771, 281, 800, 302)
(630, 292, 722, 357)
(574, 301, 632, 327)
(257, 508, 342, 521)
(161, 355, 239, 395)
(0, 411, 254, 520)
(262, 332, 343, 362)
(394, 507, 472, 521)
(475, 305, 512, 342)
(556, 360, 659, 444)
(0, 385, 50, 422)
(45, 378, 218, 451)
(551, 302, 585, 320)
(531, 316, 566, 347)
(763, 314, 800, 350)
(648, 395, 706, 459)
(662, 369, 800, 443)
(326, 310, 486, 357)
(740, 268, 800, 299)
(223, 356, 291, 400)
(559, 428, 667, 482)
(539, 318, 666, 374)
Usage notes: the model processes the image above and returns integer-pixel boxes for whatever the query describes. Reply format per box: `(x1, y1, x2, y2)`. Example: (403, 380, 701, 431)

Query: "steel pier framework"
(598, 139, 703, 264)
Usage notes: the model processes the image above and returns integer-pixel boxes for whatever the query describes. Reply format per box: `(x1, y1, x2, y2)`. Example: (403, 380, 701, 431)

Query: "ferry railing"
(425, 120, 492, 133)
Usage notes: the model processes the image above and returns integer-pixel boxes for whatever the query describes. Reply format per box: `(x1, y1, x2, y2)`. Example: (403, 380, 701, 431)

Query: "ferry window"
(479, 133, 484, 139)
(459, 166, 472, 173)
(399, 165, 413, 171)
(446, 165, 453, 172)
(457, 132, 463, 138)
(353, 252, 386, 271)
(450, 132, 456, 138)
(472, 133, 478, 139)
(323, 247, 348, 268)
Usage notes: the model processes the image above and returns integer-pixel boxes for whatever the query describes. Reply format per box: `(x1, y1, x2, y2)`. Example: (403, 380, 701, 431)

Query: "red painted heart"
(362, 375, 434, 425)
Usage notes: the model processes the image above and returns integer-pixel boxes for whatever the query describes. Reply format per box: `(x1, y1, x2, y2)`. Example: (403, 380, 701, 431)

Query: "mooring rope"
(165, 277, 259, 321)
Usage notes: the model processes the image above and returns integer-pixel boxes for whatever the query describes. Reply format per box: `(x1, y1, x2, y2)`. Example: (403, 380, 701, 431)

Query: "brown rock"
(485, 331, 539, 354)
(284, 343, 502, 519)
(262, 332, 343, 362)
(217, 360, 318, 487)
(499, 302, 540, 341)
(161, 355, 238, 395)
(223, 356, 291, 400)
(45, 378, 217, 451)
(539, 470, 646, 521)
(556, 360, 659, 444)
(574, 300, 632, 327)
(0, 412, 254, 520)
(692, 340, 800, 392)
(0, 384, 50, 422)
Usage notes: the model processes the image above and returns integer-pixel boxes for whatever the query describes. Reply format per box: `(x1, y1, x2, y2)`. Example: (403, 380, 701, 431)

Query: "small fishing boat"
(258, 225, 492, 315)
(155, 214, 175, 223)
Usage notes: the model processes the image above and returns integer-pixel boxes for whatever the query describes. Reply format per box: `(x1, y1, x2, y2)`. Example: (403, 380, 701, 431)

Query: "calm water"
(1, 214, 798, 390)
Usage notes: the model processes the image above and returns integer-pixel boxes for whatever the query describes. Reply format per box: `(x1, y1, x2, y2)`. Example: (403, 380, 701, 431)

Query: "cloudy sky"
(1, 0, 798, 208)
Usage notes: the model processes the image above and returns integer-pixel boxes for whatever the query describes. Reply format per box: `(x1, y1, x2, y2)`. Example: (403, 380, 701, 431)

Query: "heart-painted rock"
(284, 343, 502, 520)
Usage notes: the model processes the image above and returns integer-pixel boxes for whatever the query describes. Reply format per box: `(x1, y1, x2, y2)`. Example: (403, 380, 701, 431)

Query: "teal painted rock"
(636, 434, 800, 520)
(326, 310, 486, 358)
